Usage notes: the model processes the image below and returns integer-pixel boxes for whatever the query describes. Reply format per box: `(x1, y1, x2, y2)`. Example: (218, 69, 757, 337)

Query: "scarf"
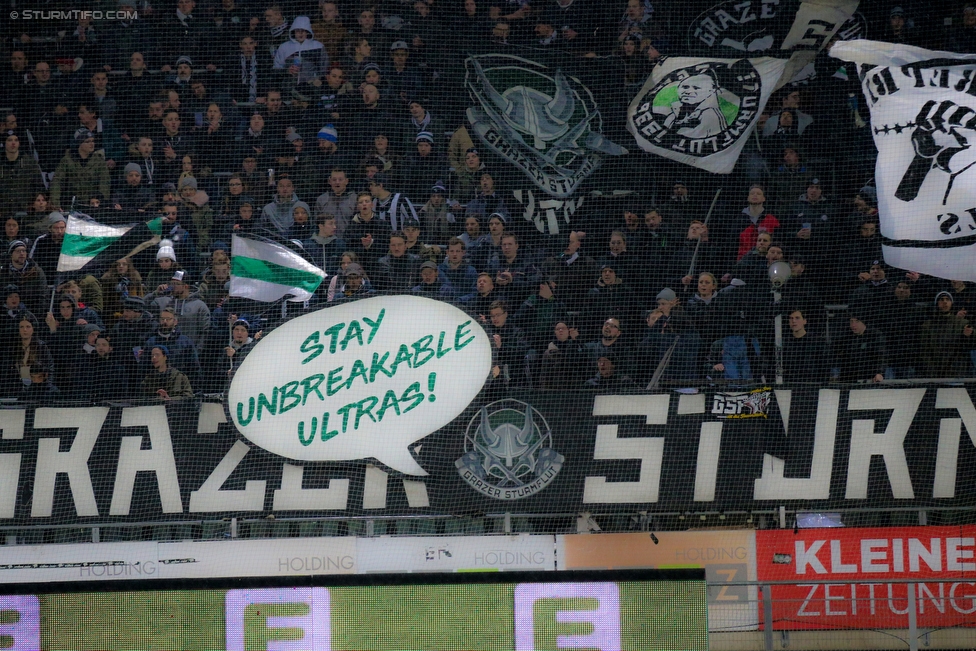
(240, 53, 258, 102)
(410, 111, 432, 131)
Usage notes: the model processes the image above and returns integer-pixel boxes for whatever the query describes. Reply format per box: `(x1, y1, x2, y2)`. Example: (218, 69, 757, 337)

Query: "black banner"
(1, 385, 975, 525)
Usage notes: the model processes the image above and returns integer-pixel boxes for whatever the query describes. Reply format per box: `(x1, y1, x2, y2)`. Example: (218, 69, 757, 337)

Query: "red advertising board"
(756, 526, 976, 630)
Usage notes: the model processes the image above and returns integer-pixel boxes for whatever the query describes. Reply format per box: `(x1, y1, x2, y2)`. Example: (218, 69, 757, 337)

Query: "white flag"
(627, 57, 786, 174)
(230, 235, 326, 302)
(831, 40, 976, 281)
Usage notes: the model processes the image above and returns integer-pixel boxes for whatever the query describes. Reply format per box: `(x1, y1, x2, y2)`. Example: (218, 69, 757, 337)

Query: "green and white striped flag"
(58, 216, 139, 272)
(230, 234, 326, 302)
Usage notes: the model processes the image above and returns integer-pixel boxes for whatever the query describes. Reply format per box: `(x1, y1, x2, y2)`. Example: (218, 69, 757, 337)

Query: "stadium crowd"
(1, 1, 976, 401)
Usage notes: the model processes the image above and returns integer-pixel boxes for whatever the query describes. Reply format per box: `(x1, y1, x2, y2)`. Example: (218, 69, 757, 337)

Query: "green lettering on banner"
(300, 332, 324, 364)
(362, 308, 386, 343)
(323, 322, 345, 354)
(345, 359, 369, 391)
(400, 382, 424, 413)
(297, 416, 317, 446)
(391, 345, 413, 374)
(412, 334, 435, 367)
(377, 390, 401, 420)
(279, 381, 301, 414)
(369, 352, 393, 382)
(257, 388, 279, 421)
(300, 374, 325, 405)
(326, 367, 345, 396)
(340, 320, 364, 350)
(237, 397, 255, 426)
(455, 320, 475, 349)
(436, 331, 453, 358)
(321, 412, 339, 441)
(354, 396, 379, 429)
(336, 403, 355, 433)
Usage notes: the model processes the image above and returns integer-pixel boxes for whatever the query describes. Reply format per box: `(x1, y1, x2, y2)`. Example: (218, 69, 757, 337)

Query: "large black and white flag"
(832, 41, 976, 281)
(627, 56, 786, 174)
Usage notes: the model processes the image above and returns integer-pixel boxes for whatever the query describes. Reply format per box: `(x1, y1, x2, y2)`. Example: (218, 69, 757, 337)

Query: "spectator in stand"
(2, 241, 47, 316)
(460, 272, 508, 324)
(543, 231, 598, 315)
(10, 317, 57, 399)
(767, 146, 814, 214)
(835, 309, 887, 383)
(636, 288, 700, 384)
(732, 185, 780, 263)
(585, 316, 631, 377)
(50, 130, 111, 210)
(440, 238, 478, 296)
(585, 356, 639, 391)
(83, 335, 128, 402)
(375, 230, 421, 294)
(274, 17, 331, 82)
(850, 260, 890, 323)
(920, 291, 975, 378)
(100, 258, 145, 323)
(466, 172, 509, 222)
(285, 201, 315, 240)
(486, 300, 529, 388)
(345, 191, 392, 270)
(784, 178, 838, 266)
(538, 321, 587, 389)
(262, 175, 302, 234)
(112, 163, 155, 214)
(671, 221, 721, 301)
(315, 166, 356, 237)
(412, 260, 454, 299)
(781, 307, 829, 383)
(418, 182, 457, 247)
(331, 262, 376, 303)
(452, 148, 486, 205)
(144, 270, 211, 353)
(304, 213, 346, 276)
(141, 307, 203, 387)
(0, 130, 43, 215)
(142, 345, 194, 400)
(27, 214, 66, 278)
(884, 281, 923, 379)
(516, 280, 569, 353)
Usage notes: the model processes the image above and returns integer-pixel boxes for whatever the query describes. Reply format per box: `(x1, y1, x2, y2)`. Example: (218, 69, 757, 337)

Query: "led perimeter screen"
(0, 569, 706, 650)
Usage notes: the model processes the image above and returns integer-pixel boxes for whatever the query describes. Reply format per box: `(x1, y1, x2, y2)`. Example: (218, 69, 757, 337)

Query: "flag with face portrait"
(831, 40, 976, 281)
(627, 56, 787, 174)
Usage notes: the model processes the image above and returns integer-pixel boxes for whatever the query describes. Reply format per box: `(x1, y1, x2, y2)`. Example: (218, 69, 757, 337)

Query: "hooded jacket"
(262, 192, 300, 233)
(273, 17, 330, 84)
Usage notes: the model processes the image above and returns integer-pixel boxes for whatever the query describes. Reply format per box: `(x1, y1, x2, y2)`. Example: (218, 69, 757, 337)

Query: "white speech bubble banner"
(228, 296, 492, 475)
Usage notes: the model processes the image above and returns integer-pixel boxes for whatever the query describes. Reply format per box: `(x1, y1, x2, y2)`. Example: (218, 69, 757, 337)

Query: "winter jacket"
(142, 366, 194, 399)
(50, 150, 111, 208)
(0, 153, 43, 215)
(920, 311, 975, 378)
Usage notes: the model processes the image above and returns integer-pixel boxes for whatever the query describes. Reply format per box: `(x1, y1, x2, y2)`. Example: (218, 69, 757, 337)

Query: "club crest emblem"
(455, 399, 563, 500)
(464, 54, 627, 199)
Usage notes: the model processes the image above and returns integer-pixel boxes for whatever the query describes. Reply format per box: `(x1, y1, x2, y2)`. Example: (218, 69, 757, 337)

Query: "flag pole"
(687, 188, 722, 279)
